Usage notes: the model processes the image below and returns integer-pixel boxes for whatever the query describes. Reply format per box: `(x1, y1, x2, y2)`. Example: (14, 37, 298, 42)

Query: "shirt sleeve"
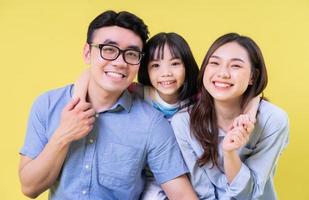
(146, 114, 189, 185)
(19, 94, 49, 159)
(171, 112, 217, 200)
(226, 108, 289, 199)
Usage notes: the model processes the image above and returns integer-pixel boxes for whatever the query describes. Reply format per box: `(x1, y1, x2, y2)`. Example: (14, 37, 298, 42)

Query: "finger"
(74, 101, 92, 112)
(233, 117, 240, 128)
(231, 134, 241, 146)
(248, 115, 256, 123)
(85, 116, 96, 125)
(237, 126, 248, 136)
(64, 97, 80, 111)
(244, 122, 255, 134)
(84, 108, 96, 118)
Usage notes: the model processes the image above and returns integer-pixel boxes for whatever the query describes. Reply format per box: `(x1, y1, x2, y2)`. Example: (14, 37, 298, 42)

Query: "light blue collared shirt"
(171, 100, 289, 200)
(20, 84, 188, 200)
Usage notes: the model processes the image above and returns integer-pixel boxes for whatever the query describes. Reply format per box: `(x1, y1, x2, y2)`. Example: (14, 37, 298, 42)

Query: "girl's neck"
(87, 78, 122, 112)
(215, 100, 242, 132)
(156, 90, 178, 104)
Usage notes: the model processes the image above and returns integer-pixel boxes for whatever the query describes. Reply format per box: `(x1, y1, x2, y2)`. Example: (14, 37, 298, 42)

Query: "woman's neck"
(215, 100, 242, 132)
(87, 78, 122, 113)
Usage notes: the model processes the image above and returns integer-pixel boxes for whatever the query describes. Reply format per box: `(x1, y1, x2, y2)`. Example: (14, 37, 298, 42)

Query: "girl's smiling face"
(148, 44, 185, 103)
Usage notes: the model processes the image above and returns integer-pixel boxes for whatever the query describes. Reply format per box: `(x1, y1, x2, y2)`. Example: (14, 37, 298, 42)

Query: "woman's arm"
(222, 105, 289, 199)
(222, 124, 252, 183)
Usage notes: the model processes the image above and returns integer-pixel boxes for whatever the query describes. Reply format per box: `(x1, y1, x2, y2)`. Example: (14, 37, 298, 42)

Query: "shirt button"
(85, 165, 90, 169)
(82, 190, 87, 195)
(95, 113, 99, 118)
(89, 139, 94, 144)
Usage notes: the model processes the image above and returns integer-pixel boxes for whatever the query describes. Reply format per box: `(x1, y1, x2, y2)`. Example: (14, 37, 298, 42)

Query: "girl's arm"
(73, 68, 91, 101)
(128, 82, 144, 98)
(242, 95, 262, 122)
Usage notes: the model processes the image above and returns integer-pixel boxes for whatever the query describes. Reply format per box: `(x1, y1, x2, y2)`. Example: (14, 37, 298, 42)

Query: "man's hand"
(56, 97, 96, 142)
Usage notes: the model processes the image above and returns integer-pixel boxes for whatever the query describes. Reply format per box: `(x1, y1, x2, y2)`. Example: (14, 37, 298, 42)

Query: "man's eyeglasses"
(89, 43, 144, 65)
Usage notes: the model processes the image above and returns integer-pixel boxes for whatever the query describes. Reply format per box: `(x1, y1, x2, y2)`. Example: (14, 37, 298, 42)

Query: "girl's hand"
(73, 68, 91, 101)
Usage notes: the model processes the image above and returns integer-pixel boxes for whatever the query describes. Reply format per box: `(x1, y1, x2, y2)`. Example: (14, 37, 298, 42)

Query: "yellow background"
(0, 0, 308, 199)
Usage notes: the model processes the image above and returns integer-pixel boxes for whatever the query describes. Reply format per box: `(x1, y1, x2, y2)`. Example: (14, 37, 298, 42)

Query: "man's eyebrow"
(102, 39, 141, 51)
(126, 45, 142, 51)
(102, 39, 118, 45)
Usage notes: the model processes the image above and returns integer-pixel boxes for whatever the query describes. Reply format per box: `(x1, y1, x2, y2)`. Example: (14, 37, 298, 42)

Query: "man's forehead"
(92, 26, 143, 49)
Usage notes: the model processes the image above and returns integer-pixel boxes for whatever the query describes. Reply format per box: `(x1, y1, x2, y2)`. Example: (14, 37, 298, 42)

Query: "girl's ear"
(83, 43, 91, 64)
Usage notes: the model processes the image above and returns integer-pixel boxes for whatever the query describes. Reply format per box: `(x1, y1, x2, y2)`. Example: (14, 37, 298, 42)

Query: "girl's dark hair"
(87, 10, 149, 47)
(190, 33, 268, 167)
(138, 32, 199, 104)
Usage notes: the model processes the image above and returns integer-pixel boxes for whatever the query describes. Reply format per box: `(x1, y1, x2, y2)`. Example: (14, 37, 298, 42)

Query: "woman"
(171, 33, 289, 200)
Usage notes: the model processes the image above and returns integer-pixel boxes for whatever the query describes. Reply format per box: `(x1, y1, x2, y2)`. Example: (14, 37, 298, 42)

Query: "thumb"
(65, 97, 80, 111)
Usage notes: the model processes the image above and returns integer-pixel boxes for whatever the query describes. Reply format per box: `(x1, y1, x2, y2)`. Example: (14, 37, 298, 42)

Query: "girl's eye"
(171, 62, 181, 66)
(150, 63, 159, 68)
(231, 64, 241, 68)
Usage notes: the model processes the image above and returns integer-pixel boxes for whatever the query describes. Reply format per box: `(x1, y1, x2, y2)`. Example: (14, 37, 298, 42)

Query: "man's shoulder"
(41, 84, 73, 99)
(32, 84, 73, 110)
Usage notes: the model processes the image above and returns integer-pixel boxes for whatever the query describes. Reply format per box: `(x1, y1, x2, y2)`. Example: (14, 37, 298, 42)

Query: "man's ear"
(83, 43, 91, 64)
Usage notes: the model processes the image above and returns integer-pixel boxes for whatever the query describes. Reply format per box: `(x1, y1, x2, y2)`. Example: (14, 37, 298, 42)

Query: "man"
(19, 10, 198, 200)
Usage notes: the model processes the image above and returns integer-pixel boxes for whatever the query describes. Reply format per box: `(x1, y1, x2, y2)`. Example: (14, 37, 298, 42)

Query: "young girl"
(74, 32, 260, 199)
(171, 33, 289, 200)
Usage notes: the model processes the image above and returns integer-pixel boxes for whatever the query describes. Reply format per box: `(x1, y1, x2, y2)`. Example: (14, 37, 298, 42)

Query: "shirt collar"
(110, 89, 132, 113)
(70, 84, 132, 113)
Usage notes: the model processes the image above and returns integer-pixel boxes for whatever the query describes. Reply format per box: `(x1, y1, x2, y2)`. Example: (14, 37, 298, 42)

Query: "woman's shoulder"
(171, 108, 190, 124)
(256, 100, 289, 139)
(258, 100, 289, 123)
(170, 110, 191, 137)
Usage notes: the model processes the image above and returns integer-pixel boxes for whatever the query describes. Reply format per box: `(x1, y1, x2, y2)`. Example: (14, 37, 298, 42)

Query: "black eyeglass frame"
(89, 43, 144, 65)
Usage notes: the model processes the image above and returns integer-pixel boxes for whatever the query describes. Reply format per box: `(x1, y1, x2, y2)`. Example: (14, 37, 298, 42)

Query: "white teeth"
(214, 82, 231, 88)
(160, 81, 175, 86)
(106, 72, 124, 78)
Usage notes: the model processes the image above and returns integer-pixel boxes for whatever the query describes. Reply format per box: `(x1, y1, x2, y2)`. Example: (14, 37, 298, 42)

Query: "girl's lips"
(159, 80, 176, 87)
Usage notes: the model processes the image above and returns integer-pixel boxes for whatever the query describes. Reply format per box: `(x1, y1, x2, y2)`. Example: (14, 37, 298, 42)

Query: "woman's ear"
(249, 69, 260, 85)
(83, 43, 91, 64)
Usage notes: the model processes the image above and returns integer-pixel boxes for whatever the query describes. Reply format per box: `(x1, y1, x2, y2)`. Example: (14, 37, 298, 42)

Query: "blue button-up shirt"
(20, 84, 188, 200)
(171, 100, 289, 200)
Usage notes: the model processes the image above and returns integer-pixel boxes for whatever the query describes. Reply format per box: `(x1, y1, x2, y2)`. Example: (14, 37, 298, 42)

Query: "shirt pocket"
(98, 142, 142, 189)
